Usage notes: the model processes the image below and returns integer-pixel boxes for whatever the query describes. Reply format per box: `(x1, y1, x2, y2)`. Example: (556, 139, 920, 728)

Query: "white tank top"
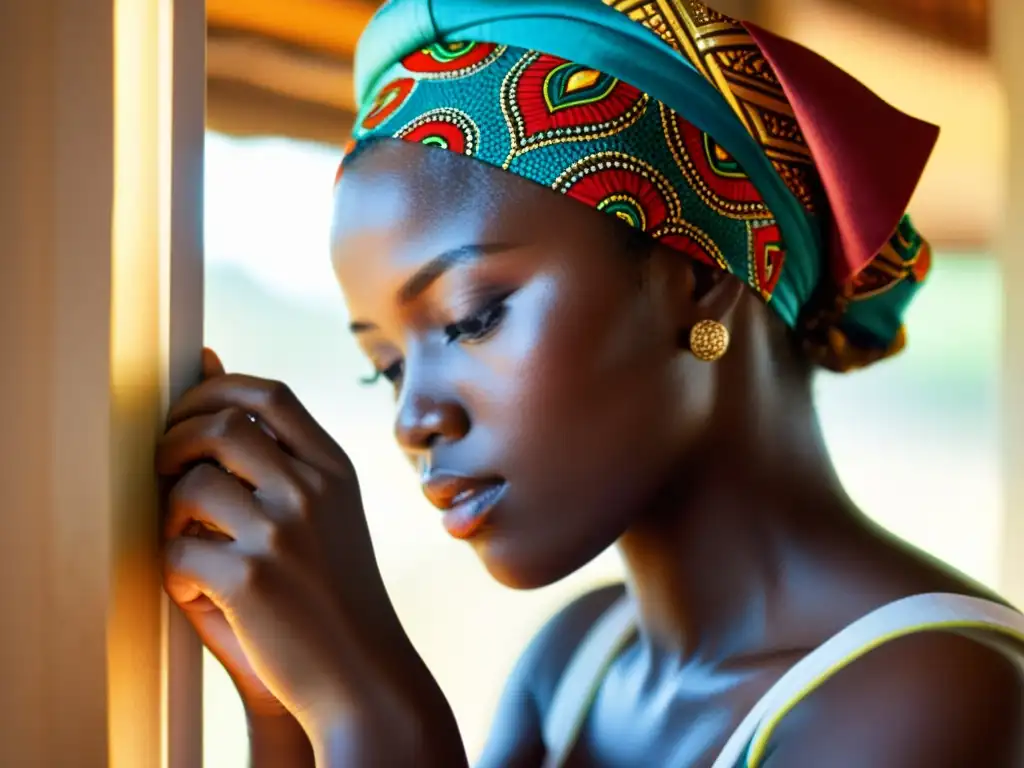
(541, 592, 1024, 768)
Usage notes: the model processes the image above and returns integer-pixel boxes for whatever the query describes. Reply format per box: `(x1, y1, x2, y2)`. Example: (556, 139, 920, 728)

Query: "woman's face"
(332, 141, 702, 589)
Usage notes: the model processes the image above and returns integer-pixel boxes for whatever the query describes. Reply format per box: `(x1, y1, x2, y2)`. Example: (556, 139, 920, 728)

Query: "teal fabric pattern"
(341, 0, 938, 372)
(349, 42, 820, 330)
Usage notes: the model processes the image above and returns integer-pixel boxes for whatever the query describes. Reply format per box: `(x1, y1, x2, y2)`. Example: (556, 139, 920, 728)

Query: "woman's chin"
(470, 531, 600, 591)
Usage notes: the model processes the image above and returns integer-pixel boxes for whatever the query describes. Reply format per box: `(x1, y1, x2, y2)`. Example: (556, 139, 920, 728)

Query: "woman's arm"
(247, 656, 466, 768)
(247, 711, 314, 768)
(316, 585, 625, 768)
(158, 358, 467, 766)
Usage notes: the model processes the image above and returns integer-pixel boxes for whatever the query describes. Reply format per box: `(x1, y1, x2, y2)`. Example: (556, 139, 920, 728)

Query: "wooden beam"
(207, 78, 353, 145)
(207, 0, 376, 59)
(208, 32, 356, 112)
(762, 0, 1003, 249)
(834, 0, 988, 52)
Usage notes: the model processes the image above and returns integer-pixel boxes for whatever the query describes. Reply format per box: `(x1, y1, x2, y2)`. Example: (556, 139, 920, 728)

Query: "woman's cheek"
(461, 276, 559, 400)
(464, 270, 637, 430)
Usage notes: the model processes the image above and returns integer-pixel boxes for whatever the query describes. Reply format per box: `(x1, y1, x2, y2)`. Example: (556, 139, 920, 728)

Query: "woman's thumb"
(202, 347, 226, 379)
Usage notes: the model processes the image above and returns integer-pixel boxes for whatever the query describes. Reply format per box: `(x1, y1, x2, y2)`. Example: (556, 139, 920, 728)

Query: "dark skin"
(159, 138, 1023, 766)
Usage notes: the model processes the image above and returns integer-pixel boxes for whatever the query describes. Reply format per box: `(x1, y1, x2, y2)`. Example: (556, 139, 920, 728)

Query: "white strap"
(542, 595, 637, 768)
(710, 593, 1024, 768)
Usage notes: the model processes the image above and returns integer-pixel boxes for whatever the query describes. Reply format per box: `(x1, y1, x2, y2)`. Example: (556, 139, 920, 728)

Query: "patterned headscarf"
(340, 0, 939, 373)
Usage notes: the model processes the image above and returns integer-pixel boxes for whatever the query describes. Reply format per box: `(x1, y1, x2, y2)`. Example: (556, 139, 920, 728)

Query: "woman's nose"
(393, 392, 470, 453)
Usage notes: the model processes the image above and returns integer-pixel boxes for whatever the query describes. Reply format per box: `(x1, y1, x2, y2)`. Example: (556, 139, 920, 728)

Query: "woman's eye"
(444, 297, 509, 345)
(360, 359, 404, 387)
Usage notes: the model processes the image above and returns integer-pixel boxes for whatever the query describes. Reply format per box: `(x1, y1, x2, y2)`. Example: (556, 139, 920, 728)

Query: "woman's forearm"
(310, 679, 469, 768)
(312, 714, 469, 768)
(247, 711, 315, 768)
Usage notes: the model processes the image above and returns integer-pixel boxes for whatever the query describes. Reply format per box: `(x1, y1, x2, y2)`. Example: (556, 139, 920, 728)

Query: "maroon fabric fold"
(743, 22, 940, 284)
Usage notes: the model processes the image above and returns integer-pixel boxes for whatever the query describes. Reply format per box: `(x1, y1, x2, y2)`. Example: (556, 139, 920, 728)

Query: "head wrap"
(341, 0, 939, 373)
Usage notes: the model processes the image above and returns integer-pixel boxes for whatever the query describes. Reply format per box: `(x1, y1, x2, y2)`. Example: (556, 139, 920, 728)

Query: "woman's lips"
(420, 473, 508, 540)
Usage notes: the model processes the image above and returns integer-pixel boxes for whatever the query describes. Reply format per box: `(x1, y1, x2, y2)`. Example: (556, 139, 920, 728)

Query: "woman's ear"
(650, 242, 746, 338)
(694, 265, 746, 325)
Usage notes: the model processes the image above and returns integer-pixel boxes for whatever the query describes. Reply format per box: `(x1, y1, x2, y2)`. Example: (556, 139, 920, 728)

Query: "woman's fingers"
(166, 375, 349, 475)
(156, 406, 301, 504)
(163, 535, 252, 609)
(165, 462, 274, 550)
(202, 347, 226, 379)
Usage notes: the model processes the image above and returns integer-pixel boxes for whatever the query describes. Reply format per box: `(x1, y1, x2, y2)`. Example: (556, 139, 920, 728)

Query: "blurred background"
(201, 0, 1006, 764)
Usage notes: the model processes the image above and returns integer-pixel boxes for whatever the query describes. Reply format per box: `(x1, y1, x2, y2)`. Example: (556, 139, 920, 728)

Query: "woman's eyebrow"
(348, 242, 518, 335)
(398, 242, 517, 304)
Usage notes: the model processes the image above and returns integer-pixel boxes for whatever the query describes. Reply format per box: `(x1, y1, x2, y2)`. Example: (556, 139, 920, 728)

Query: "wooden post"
(0, 1, 205, 764)
(0, 2, 115, 763)
(993, 0, 1024, 604)
(164, 3, 208, 764)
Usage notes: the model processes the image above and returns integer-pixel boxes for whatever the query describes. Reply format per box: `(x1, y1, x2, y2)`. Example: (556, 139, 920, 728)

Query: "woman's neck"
(617, 385, 867, 666)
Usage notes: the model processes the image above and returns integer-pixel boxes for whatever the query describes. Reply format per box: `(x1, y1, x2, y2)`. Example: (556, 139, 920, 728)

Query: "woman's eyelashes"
(359, 292, 513, 387)
(360, 359, 404, 387)
(443, 293, 511, 345)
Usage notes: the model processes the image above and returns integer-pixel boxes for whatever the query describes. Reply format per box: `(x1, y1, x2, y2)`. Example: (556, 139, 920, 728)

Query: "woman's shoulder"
(761, 594, 1024, 767)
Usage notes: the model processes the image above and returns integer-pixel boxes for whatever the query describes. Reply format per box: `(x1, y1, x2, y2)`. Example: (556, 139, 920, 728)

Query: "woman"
(157, 1, 1024, 765)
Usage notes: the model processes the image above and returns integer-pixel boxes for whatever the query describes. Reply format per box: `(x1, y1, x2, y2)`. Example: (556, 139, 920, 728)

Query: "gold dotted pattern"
(602, 0, 821, 213)
(650, 221, 729, 271)
(395, 108, 481, 156)
(689, 319, 730, 361)
(552, 151, 684, 223)
(659, 103, 773, 221)
(500, 52, 651, 169)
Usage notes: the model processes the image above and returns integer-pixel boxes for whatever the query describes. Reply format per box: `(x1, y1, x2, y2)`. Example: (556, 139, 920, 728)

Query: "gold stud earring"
(689, 319, 730, 362)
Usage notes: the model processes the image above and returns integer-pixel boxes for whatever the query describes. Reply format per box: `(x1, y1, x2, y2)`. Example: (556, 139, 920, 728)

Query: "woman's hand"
(157, 350, 465, 764)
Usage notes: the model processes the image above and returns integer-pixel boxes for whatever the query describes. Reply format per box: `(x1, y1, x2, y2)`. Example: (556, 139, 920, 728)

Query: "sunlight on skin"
(200, 133, 1002, 766)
